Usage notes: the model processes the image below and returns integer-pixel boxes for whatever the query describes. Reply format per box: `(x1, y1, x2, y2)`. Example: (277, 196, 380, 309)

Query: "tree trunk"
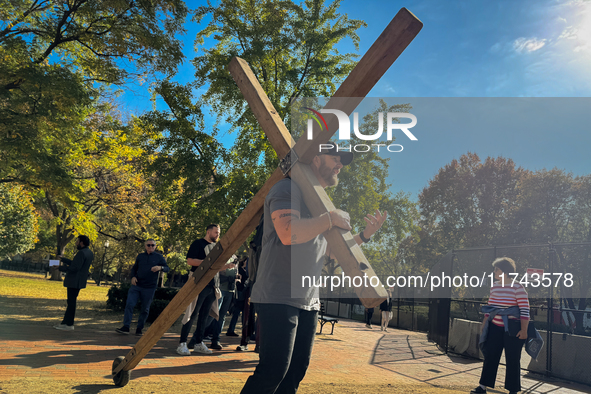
(49, 266, 62, 281)
(168, 272, 176, 288)
(51, 217, 75, 281)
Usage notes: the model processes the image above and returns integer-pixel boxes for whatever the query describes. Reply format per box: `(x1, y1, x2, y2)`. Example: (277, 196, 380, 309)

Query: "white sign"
(49, 260, 60, 267)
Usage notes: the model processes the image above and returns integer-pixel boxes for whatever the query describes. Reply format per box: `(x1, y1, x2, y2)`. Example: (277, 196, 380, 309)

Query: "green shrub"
(154, 287, 178, 301)
(147, 299, 170, 323)
(107, 282, 131, 311)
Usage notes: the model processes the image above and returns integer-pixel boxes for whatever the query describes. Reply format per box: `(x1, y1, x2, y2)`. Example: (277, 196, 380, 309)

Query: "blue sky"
(118, 0, 591, 198)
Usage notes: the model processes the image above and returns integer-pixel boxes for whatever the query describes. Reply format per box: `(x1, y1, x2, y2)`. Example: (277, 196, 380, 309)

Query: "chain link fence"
(434, 243, 591, 384)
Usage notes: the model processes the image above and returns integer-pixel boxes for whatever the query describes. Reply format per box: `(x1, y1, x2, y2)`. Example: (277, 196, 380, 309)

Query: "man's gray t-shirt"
(250, 178, 327, 311)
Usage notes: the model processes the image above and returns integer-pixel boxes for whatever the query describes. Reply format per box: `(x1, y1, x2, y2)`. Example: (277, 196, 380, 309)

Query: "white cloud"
(558, 26, 578, 40)
(574, 44, 588, 52)
(512, 37, 547, 53)
(382, 83, 396, 94)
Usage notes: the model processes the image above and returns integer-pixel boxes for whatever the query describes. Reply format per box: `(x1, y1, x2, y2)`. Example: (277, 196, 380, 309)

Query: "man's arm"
(187, 257, 204, 267)
(152, 255, 169, 273)
(272, 209, 351, 246)
(60, 251, 84, 273)
(187, 252, 235, 270)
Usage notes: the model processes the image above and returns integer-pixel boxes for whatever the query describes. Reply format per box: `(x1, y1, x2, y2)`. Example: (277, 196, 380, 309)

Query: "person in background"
(203, 257, 238, 350)
(54, 235, 94, 331)
(380, 288, 393, 332)
(177, 224, 235, 355)
(227, 257, 248, 337)
(116, 239, 169, 336)
(365, 307, 374, 329)
(472, 257, 529, 394)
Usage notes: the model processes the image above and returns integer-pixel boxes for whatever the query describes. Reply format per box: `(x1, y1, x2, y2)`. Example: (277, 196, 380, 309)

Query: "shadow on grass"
(0, 294, 118, 325)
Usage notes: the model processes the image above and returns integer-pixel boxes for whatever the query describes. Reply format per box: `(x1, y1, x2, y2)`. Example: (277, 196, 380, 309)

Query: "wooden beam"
(228, 57, 388, 307)
(228, 57, 295, 159)
(294, 8, 423, 164)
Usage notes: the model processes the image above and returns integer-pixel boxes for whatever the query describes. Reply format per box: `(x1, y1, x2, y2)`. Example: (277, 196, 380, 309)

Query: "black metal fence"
(320, 242, 591, 384)
(0, 259, 47, 273)
(429, 243, 591, 382)
(319, 282, 431, 332)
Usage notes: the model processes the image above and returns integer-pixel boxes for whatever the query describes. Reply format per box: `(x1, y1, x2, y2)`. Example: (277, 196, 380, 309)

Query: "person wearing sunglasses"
(116, 239, 169, 336)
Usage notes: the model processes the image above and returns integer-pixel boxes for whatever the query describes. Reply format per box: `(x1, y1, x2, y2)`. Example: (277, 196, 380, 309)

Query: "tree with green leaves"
(136, 81, 230, 247)
(1, 0, 188, 191)
(193, 0, 366, 174)
(138, 0, 368, 248)
(394, 153, 527, 275)
(419, 153, 525, 249)
(507, 169, 591, 334)
(0, 184, 39, 258)
(26, 102, 153, 281)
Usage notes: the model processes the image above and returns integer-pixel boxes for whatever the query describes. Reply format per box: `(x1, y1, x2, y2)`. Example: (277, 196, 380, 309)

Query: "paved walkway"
(0, 319, 589, 393)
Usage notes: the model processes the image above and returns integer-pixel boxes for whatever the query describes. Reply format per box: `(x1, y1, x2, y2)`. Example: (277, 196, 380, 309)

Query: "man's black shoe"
(210, 342, 223, 350)
(226, 331, 239, 337)
(135, 329, 143, 336)
(116, 326, 130, 335)
(470, 386, 486, 394)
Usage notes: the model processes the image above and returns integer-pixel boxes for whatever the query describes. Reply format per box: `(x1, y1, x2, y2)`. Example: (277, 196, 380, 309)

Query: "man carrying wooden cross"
(241, 141, 388, 394)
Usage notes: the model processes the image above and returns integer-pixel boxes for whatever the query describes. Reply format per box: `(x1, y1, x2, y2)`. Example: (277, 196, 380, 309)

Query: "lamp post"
(98, 240, 110, 286)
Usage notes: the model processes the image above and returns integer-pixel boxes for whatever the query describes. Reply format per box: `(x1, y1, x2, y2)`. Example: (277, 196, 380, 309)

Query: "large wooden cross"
(111, 8, 422, 386)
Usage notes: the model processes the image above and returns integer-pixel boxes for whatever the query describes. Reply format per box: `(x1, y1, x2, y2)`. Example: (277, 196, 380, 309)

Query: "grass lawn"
(0, 269, 121, 330)
(0, 269, 185, 332)
(0, 269, 109, 301)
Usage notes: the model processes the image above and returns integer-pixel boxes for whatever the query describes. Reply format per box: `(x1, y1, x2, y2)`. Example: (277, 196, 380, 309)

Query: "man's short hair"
(78, 235, 90, 247)
(145, 239, 156, 244)
(206, 224, 219, 231)
(492, 257, 516, 274)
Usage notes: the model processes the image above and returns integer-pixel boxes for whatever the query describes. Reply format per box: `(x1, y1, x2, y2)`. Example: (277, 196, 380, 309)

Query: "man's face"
(207, 226, 221, 242)
(145, 241, 156, 253)
(75, 238, 80, 248)
(316, 154, 343, 187)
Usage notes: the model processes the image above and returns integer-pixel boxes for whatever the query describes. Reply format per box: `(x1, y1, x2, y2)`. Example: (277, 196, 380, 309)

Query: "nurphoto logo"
(304, 107, 417, 153)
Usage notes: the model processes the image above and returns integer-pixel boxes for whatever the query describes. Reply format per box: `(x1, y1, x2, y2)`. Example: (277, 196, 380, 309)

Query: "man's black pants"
(61, 287, 80, 326)
(480, 321, 525, 392)
(179, 285, 216, 345)
(240, 304, 317, 394)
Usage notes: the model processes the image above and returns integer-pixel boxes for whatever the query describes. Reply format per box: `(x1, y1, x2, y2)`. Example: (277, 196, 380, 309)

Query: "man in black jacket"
(116, 239, 169, 336)
(54, 235, 94, 331)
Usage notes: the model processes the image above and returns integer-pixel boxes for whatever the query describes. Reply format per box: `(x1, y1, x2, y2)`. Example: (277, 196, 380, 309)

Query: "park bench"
(318, 302, 338, 335)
